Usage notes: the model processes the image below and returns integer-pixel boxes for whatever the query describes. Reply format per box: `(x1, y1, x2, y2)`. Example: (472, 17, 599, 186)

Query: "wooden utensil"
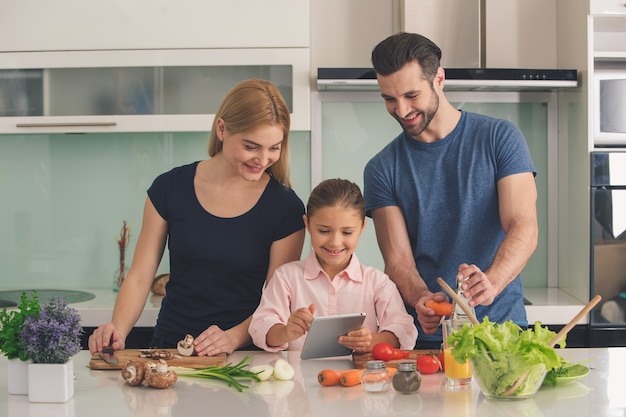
(548, 294, 602, 347)
(436, 277, 479, 325)
(503, 294, 602, 396)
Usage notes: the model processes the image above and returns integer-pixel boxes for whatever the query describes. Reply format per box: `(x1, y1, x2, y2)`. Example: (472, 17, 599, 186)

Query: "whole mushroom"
(144, 359, 178, 389)
(122, 360, 146, 386)
(177, 334, 195, 357)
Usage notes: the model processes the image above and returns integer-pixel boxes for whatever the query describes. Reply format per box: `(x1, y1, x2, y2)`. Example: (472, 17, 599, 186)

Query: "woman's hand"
(193, 325, 236, 356)
(88, 322, 125, 354)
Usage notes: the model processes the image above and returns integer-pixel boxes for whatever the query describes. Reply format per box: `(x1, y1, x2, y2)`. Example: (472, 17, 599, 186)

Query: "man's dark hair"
(371, 32, 442, 81)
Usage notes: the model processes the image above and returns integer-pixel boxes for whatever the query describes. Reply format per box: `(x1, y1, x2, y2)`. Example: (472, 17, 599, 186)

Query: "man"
(363, 32, 538, 349)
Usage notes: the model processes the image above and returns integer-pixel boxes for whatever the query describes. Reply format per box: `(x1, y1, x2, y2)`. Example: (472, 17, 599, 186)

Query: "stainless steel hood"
(317, 68, 578, 92)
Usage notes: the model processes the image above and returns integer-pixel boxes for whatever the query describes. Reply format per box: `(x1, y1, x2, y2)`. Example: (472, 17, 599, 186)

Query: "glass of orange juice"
(442, 319, 472, 389)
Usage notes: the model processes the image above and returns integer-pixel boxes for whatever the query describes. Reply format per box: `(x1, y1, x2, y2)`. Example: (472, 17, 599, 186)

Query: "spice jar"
(392, 361, 422, 394)
(361, 360, 392, 393)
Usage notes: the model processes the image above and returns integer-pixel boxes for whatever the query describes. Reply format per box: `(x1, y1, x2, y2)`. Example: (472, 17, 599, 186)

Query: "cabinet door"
(0, 0, 309, 52)
(0, 49, 310, 133)
(590, 0, 626, 15)
(401, 0, 557, 68)
(401, 0, 481, 68)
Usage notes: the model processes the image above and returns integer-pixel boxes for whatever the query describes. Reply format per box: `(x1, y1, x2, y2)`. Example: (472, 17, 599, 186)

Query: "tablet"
(300, 313, 366, 360)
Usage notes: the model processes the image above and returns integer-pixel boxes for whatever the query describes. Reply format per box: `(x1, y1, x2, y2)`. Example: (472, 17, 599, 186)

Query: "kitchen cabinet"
(0, 0, 309, 52)
(0, 1, 311, 133)
(400, 0, 557, 68)
(0, 48, 310, 133)
(590, 0, 626, 15)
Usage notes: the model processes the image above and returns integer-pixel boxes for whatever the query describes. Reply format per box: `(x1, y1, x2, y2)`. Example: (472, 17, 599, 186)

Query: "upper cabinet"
(0, 0, 309, 51)
(401, 0, 557, 68)
(590, 0, 626, 16)
(0, 1, 311, 133)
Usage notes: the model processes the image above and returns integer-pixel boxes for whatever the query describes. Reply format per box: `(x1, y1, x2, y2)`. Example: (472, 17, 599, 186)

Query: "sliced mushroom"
(144, 359, 178, 389)
(139, 349, 180, 359)
(121, 360, 146, 386)
(177, 334, 195, 356)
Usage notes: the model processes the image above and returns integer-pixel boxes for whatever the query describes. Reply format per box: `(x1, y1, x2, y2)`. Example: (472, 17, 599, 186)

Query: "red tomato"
(416, 353, 442, 374)
(391, 349, 409, 360)
(371, 343, 394, 362)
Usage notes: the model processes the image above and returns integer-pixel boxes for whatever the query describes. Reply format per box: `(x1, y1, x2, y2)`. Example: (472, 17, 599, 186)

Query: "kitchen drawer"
(590, 0, 626, 15)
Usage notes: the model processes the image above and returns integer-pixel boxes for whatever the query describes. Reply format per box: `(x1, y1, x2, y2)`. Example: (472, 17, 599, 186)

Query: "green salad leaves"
(448, 318, 565, 397)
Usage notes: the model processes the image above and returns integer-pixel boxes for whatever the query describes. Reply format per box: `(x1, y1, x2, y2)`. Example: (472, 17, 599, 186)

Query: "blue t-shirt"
(363, 111, 536, 343)
(147, 162, 305, 347)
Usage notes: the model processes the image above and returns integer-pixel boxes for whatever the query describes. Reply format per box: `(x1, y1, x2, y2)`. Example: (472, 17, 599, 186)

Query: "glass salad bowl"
(470, 351, 547, 400)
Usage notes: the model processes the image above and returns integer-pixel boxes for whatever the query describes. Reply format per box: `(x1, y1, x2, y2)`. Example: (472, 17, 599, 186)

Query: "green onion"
(170, 356, 261, 392)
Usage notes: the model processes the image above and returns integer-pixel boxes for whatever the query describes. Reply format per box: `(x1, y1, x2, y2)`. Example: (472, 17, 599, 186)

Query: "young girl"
(250, 178, 417, 353)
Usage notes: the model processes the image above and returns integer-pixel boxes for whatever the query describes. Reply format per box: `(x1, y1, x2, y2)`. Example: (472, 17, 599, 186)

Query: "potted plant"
(19, 297, 83, 403)
(0, 291, 41, 395)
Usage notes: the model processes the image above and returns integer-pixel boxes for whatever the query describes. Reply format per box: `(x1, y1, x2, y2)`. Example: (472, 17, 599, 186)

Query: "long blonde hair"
(208, 79, 292, 188)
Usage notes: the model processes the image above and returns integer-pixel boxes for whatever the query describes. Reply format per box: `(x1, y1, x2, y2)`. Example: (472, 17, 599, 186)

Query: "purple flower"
(20, 297, 83, 364)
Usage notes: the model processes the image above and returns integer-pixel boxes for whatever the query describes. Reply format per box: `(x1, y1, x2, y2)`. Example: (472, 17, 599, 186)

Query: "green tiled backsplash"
(0, 131, 311, 290)
(1, 101, 548, 290)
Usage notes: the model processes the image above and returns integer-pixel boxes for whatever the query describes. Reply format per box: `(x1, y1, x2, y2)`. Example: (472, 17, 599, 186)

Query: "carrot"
(425, 299, 454, 317)
(339, 367, 398, 387)
(318, 369, 343, 386)
(340, 369, 366, 387)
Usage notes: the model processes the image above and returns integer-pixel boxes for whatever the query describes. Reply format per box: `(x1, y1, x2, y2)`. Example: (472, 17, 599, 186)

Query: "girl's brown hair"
(208, 79, 292, 187)
(306, 178, 365, 221)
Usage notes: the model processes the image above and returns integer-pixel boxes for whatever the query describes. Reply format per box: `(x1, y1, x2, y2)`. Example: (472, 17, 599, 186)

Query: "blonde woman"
(89, 79, 305, 356)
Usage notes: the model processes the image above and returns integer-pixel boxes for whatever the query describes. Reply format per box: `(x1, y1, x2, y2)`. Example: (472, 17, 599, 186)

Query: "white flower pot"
(28, 358, 74, 403)
(7, 357, 30, 395)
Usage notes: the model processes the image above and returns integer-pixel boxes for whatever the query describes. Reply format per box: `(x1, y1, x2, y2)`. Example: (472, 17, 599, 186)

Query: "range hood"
(317, 68, 578, 92)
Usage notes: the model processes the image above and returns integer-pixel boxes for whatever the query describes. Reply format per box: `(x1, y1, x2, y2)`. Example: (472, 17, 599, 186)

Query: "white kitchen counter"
(1, 347, 625, 417)
(68, 287, 586, 328)
(1, 287, 587, 328)
(65, 289, 161, 328)
(523, 288, 588, 325)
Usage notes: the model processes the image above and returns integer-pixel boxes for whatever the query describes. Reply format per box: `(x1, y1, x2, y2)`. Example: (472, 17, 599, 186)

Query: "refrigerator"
(590, 151, 626, 346)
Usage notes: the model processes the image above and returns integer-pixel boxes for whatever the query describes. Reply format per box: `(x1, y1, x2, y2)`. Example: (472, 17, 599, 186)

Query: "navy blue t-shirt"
(147, 162, 305, 347)
(364, 111, 536, 344)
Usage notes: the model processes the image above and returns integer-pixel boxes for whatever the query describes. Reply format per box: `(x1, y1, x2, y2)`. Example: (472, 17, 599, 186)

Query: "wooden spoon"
(548, 294, 602, 347)
(502, 294, 602, 396)
(436, 277, 479, 325)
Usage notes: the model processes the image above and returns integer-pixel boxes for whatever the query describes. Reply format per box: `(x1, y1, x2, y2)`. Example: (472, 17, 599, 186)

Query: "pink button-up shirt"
(250, 251, 418, 351)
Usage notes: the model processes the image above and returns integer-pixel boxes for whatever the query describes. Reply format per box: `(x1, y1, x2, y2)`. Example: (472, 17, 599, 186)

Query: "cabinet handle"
(16, 122, 117, 128)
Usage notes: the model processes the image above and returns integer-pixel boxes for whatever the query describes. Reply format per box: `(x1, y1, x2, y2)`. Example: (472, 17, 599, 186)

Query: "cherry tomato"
(416, 353, 442, 374)
(391, 349, 410, 360)
(371, 343, 394, 362)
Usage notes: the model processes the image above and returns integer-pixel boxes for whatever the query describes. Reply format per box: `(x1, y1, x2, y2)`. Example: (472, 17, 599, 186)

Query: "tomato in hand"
(371, 343, 394, 362)
(416, 353, 442, 374)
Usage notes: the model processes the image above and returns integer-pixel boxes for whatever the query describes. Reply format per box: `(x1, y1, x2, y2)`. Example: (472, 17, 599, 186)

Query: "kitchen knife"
(100, 346, 118, 366)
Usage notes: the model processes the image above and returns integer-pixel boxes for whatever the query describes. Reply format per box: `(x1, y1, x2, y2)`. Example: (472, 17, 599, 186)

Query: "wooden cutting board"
(352, 349, 439, 369)
(89, 349, 227, 370)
